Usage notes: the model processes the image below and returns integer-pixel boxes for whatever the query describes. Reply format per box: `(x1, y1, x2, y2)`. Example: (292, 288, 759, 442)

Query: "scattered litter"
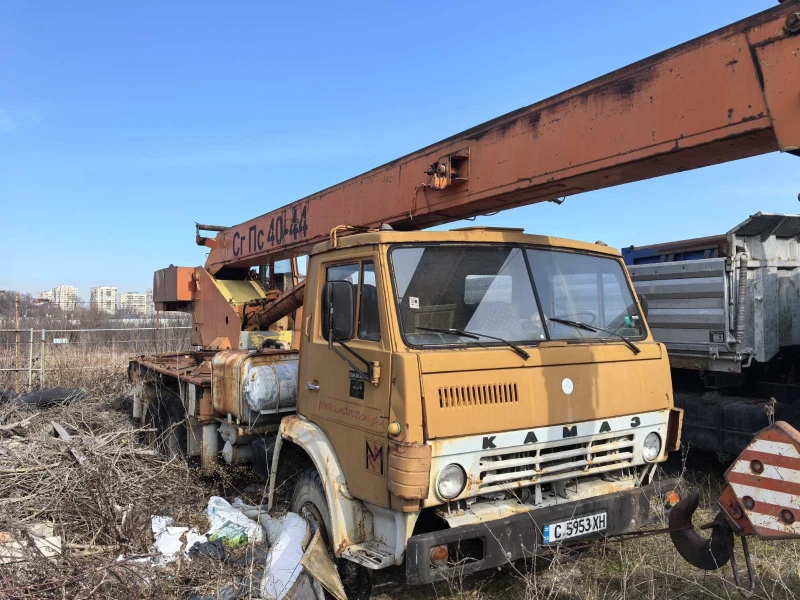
(257, 512, 345, 600)
(149, 515, 207, 566)
(148, 497, 266, 566)
(188, 537, 227, 561)
(185, 504, 345, 600)
(207, 496, 265, 547)
(0, 395, 344, 599)
(258, 511, 309, 599)
(300, 530, 347, 600)
(0, 394, 212, 597)
(0, 522, 62, 565)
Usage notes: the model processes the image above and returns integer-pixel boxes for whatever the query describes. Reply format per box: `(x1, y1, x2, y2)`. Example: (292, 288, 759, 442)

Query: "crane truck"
(129, 3, 800, 596)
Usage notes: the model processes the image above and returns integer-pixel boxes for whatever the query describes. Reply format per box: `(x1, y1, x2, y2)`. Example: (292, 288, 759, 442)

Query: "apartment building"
(145, 288, 156, 317)
(52, 285, 78, 311)
(119, 292, 147, 316)
(90, 286, 118, 314)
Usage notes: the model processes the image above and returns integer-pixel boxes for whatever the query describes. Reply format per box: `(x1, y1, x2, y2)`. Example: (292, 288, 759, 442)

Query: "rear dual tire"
(142, 393, 187, 458)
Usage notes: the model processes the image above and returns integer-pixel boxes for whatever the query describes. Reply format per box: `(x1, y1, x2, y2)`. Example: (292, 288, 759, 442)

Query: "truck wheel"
(158, 397, 187, 458)
(291, 469, 372, 600)
(144, 394, 187, 458)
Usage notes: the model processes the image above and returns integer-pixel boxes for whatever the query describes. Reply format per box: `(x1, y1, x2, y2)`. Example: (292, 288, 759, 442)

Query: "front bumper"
(405, 478, 680, 585)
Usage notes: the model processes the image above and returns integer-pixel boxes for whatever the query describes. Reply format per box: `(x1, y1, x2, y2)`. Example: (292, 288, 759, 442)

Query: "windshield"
(389, 245, 644, 348)
(527, 248, 644, 341)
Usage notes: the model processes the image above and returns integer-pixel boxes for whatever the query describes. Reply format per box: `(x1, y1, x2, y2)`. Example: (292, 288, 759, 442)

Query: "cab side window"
(358, 261, 381, 341)
(321, 261, 381, 342)
(322, 263, 359, 339)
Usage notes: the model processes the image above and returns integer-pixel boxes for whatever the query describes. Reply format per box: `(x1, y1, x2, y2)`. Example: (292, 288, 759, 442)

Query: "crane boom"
(200, 2, 800, 275)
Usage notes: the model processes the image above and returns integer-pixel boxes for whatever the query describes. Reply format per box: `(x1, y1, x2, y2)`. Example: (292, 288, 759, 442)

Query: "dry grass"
(3, 362, 800, 599)
(0, 386, 252, 599)
(28, 346, 130, 397)
(1, 327, 190, 395)
(374, 464, 800, 600)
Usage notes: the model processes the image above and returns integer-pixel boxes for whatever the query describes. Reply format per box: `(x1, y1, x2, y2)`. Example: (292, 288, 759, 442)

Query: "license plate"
(543, 512, 607, 544)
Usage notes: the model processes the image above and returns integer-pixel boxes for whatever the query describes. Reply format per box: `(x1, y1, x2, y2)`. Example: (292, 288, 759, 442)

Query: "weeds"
(3, 361, 800, 598)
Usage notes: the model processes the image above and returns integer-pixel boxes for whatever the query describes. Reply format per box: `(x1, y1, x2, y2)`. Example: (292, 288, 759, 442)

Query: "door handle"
(306, 382, 320, 391)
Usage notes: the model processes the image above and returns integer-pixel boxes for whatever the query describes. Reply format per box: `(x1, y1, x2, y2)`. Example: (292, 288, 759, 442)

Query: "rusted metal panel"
(201, 1, 800, 274)
(130, 352, 214, 387)
(210, 349, 299, 425)
(666, 407, 684, 452)
(271, 415, 374, 558)
(210, 350, 246, 417)
(153, 266, 194, 308)
(299, 531, 347, 600)
(751, 11, 800, 152)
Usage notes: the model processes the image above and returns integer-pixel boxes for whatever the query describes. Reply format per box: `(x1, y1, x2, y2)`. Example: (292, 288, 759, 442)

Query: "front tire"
(291, 469, 372, 600)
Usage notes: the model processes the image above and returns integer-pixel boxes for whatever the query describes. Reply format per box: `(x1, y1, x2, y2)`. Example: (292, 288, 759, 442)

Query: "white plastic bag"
(150, 516, 207, 565)
(206, 496, 265, 547)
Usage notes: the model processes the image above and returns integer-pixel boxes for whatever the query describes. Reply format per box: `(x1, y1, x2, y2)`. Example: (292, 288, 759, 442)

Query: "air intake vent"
(438, 383, 518, 408)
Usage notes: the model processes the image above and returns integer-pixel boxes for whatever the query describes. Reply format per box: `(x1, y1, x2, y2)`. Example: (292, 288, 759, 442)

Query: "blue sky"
(2, 1, 797, 299)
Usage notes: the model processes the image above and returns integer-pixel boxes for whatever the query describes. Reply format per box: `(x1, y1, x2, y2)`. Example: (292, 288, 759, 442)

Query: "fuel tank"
(211, 349, 299, 426)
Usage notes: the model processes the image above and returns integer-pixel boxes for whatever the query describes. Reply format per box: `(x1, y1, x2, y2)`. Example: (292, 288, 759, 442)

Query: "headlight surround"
(643, 432, 662, 462)
(436, 463, 467, 500)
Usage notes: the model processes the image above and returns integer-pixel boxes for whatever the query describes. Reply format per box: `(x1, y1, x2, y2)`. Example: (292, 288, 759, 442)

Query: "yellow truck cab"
(272, 226, 683, 587)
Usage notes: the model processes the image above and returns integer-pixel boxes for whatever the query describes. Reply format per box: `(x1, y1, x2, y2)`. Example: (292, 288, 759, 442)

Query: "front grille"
(477, 433, 635, 495)
(438, 383, 518, 408)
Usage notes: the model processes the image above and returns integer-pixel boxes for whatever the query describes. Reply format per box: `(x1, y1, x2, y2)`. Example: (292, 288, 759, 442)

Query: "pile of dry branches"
(0, 394, 236, 599)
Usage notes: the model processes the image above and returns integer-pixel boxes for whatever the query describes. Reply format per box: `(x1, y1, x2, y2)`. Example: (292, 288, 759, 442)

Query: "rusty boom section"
(199, 1, 800, 275)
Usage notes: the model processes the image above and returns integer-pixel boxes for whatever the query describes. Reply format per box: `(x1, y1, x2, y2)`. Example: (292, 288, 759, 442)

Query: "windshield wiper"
(415, 326, 530, 360)
(548, 317, 641, 355)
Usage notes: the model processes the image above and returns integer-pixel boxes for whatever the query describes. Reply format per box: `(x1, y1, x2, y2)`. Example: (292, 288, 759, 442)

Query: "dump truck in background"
(624, 213, 800, 459)
(128, 2, 800, 597)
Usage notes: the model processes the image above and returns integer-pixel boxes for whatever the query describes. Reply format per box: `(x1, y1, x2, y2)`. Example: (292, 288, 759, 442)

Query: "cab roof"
(310, 226, 621, 258)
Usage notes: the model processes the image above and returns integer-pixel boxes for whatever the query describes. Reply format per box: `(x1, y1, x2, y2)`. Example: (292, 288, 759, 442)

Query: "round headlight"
(643, 432, 662, 462)
(436, 464, 467, 500)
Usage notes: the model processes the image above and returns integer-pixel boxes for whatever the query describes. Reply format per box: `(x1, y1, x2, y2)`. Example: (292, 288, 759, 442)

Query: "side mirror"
(638, 294, 649, 320)
(323, 281, 355, 342)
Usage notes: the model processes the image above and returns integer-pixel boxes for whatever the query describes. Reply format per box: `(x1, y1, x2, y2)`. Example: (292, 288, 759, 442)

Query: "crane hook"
(669, 490, 734, 571)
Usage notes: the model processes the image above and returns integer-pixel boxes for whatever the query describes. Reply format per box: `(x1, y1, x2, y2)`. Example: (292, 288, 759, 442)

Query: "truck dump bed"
(623, 213, 800, 373)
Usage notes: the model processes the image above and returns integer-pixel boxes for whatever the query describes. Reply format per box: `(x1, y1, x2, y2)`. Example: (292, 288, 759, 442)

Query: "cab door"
(297, 252, 392, 506)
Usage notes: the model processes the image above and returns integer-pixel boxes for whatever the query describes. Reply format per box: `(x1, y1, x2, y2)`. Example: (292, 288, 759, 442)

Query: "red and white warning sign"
(725, 421, 800, 540)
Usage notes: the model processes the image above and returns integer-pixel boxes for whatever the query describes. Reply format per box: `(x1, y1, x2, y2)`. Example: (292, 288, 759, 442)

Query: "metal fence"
(0, 326, 191, 392)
